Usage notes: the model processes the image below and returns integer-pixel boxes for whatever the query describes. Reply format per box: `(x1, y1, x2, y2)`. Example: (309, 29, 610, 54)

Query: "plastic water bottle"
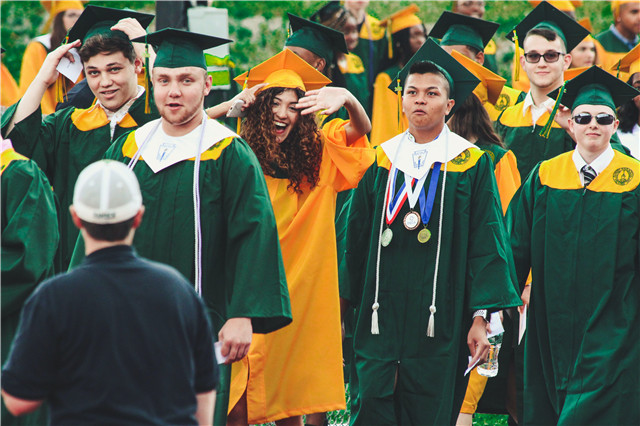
(477, 332, 503, 377)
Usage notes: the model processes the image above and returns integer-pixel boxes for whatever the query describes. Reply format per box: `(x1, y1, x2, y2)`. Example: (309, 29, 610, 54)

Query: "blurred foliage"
(2, 1, 613, 88)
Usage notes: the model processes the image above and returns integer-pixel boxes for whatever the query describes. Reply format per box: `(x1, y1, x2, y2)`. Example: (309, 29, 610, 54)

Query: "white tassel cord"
(427, 127, 450, 338)
(372, 170, 392, 335)
(192, 115, 208, 296)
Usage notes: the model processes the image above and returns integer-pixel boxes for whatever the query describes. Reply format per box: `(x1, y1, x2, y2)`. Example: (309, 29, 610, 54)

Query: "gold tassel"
(144, 42, 151, 114)
(539, 81, 566, 139)
(387, 27, 393, 59)
(55, 35, 70, 104)
(513, 32, 521, 82)
(237, 70, 250, 134)
(395, 78, 403, 133)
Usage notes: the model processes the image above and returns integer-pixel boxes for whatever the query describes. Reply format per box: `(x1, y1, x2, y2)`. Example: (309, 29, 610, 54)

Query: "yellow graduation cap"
(234, 49, 331, 93)
(379, 4, 422, 59)
(612, 1, 637, 19)
(450, 49, 505, 105)
(610, 43, 640, 77)
(577, 17, 592, 33)
(528, 1, 582, 12)
(41, 1, 84, 33)
(564, 65, 591, 81)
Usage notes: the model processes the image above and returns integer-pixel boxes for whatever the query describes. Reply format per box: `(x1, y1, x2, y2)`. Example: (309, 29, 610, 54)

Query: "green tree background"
(2, 0, 613, 85)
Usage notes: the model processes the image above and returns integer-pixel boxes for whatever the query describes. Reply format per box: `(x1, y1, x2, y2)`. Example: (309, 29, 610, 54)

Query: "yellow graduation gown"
(1, 63, 20, 108)
(228, 119, 375, 423)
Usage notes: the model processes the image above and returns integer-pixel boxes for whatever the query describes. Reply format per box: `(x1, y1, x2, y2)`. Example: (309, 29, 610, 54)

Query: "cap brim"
(67, 5, 154, 43)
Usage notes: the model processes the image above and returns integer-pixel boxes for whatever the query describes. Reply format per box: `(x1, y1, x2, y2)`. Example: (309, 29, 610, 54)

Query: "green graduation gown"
(595, 28, 636, 53)
(510, 150, 640, 425)
(345, 132, 521, 425)
(1, 94, 159, 271)
(69, 117, 292, 425)
(1, 148, 58, 426)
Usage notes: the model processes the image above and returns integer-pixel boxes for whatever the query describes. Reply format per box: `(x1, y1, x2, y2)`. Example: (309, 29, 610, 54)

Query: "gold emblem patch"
(495, 94, 511, 112)
(451, 149, 471, 165)
(613, 167, 634, 185)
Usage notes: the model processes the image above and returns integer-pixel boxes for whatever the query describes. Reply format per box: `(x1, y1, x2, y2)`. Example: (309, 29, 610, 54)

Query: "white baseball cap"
(73, 160, 142, 224)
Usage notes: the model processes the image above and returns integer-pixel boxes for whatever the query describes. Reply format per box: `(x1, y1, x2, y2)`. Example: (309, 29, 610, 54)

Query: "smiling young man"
(510, 66, 640, 424)
(69, 28, 292, 426)
(495, 1, 589, 180)
(0, 5, 156, 271)
(344, 39, 521, 425)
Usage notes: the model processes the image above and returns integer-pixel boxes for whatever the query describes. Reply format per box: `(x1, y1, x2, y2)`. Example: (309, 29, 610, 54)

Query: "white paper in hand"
(56, 48, 83, 83)
(214, 341, 228, 364)
(518, 304, 527, 344)
(465, 356, 480, 376)
(487, 312, 504, 338)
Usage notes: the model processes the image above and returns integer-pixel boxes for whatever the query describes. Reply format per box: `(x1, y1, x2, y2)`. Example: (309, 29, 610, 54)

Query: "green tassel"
(144, 39, 151, 114)
(616, 60, 621, 79)
(539, 81, 566, 139)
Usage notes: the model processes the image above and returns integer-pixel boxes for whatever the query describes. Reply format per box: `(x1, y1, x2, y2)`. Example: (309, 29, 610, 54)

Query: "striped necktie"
(582, 164, 596, 187)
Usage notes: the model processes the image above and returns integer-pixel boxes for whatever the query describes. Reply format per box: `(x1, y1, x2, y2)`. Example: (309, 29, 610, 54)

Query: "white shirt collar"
(522, 91, 555, 125)
(572, 144, 615, 177)
(95, 85, 145, 139)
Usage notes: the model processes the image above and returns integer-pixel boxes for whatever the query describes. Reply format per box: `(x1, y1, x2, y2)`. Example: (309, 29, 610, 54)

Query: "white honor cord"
(372, 132, 407, 335)
(128, 120, 162, 170)
(192, 115, 207, 296)
(427, 126, 449, 338)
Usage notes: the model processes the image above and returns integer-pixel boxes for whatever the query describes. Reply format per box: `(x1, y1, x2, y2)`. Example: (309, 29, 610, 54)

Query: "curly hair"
(241, 87, 323, 194)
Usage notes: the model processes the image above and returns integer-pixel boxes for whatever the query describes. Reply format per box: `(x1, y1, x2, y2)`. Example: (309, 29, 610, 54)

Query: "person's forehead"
(153, 66, 204, 76)
(84, 51, 129, 66)
(573, 104, 615, 115)
(523, 34, 564, 51)
(406, 72, 447, 88)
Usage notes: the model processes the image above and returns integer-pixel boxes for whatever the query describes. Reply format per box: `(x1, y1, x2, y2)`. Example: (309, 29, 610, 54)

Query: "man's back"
(2, 245, 216, 425)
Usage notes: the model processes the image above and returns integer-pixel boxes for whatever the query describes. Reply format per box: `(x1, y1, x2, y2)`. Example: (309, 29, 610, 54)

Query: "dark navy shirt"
(2, 245, 217, 425)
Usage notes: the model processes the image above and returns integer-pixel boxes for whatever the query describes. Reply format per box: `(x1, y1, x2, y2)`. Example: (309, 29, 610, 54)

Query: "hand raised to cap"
(36, 40, 82, 88)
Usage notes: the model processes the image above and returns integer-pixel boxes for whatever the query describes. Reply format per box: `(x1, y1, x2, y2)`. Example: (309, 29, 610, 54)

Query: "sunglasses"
(572, 113, 616, 125)
(523, 51, 565, 63)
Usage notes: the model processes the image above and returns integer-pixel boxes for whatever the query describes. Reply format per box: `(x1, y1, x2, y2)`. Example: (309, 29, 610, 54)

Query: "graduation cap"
(612, 1, 637, 19)
(548, 65, 640, 112)
(450, 49, 505, 104)
(234, 49, 331, 93)
(379, 4, 422, 35)
(506, 1, 589, 81)
(610, 43, 640, 77)
(41, 1, 84, 33)
(66, 5, 154, 44)
(387, 37, 480, 121)
(284, 13, 348, 65)
(379, 4, 423, 60)
(429, 11, 499, 53)
(528, 1, 581, 13)
(131, 28, 231, 70)
(310, 1, 344, 24)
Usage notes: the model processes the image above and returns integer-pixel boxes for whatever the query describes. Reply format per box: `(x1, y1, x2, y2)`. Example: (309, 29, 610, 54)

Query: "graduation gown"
(345, 131, 521, 425)
(339, 53, 371, 118)
(510, 150, 640, 425)
(351, 14, 388, 97)
(228, 119, 375, 423)
(370, 65, 408, 147)
(1, 94, 158, 271)
(476, 142, 521, 214)
(1, 63, 20, 108)
(1, 147, 58, 426)
(495, 100, 575, 180)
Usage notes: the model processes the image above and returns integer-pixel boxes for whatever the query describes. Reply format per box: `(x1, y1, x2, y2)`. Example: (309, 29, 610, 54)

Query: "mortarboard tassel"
(513, 32, 521, 82)
(143, 40, 151, 114)
(387, 26, 393, 59)
(616, 60, 621, 79)
(55, 35, 70, 104)
(238, 70, 249, 134)
(395, 78, 403, 133)
(539, 80, 566, 139)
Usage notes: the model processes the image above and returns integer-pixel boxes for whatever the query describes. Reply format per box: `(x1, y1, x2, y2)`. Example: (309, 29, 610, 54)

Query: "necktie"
(582, 164, 596, 187)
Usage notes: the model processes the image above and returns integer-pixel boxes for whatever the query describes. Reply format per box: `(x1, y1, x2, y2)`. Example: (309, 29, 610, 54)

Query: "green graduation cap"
(506, 1, 588, 53)
(66, 5, 155, 44)
(131, 28, 232, 70)
(429, 11, 499, 52)
(547, 65, 640, 112)
(388, 37, 480, 121)
(285, 13, 348, 65)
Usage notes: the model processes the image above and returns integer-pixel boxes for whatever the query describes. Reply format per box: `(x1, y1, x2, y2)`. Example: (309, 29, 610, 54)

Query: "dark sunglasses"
(523, 51, 565, 63)
(572, 113, 616, 125)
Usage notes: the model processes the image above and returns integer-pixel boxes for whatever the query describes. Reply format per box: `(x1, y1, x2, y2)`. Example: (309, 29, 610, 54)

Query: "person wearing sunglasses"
(495, 2, 588, 180)
(510, 65, 640, 425)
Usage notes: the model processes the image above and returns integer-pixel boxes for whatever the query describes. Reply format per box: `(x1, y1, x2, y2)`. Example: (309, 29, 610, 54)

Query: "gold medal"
(381, 228, 393, 247)
(417, 228, 431, 243)
(403, 211, 421, 230)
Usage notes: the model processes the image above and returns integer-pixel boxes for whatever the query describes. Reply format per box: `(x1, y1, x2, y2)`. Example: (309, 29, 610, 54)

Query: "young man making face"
(1, 6, 156, 271)
(345, 39, 521, 425)
(510, 66, 640, 425)
(69, 28, 293, 426)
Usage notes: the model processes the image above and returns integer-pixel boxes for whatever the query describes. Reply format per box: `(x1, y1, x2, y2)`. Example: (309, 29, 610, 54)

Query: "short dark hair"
(80, 217, 135, 242)
(407, 61, 451, 97)
(78, 34, 136, 64)
(524, 28, 566, 52)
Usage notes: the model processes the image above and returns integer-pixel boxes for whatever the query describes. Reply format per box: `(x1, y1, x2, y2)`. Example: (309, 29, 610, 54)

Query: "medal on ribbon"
(416, 162, 442, 244)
